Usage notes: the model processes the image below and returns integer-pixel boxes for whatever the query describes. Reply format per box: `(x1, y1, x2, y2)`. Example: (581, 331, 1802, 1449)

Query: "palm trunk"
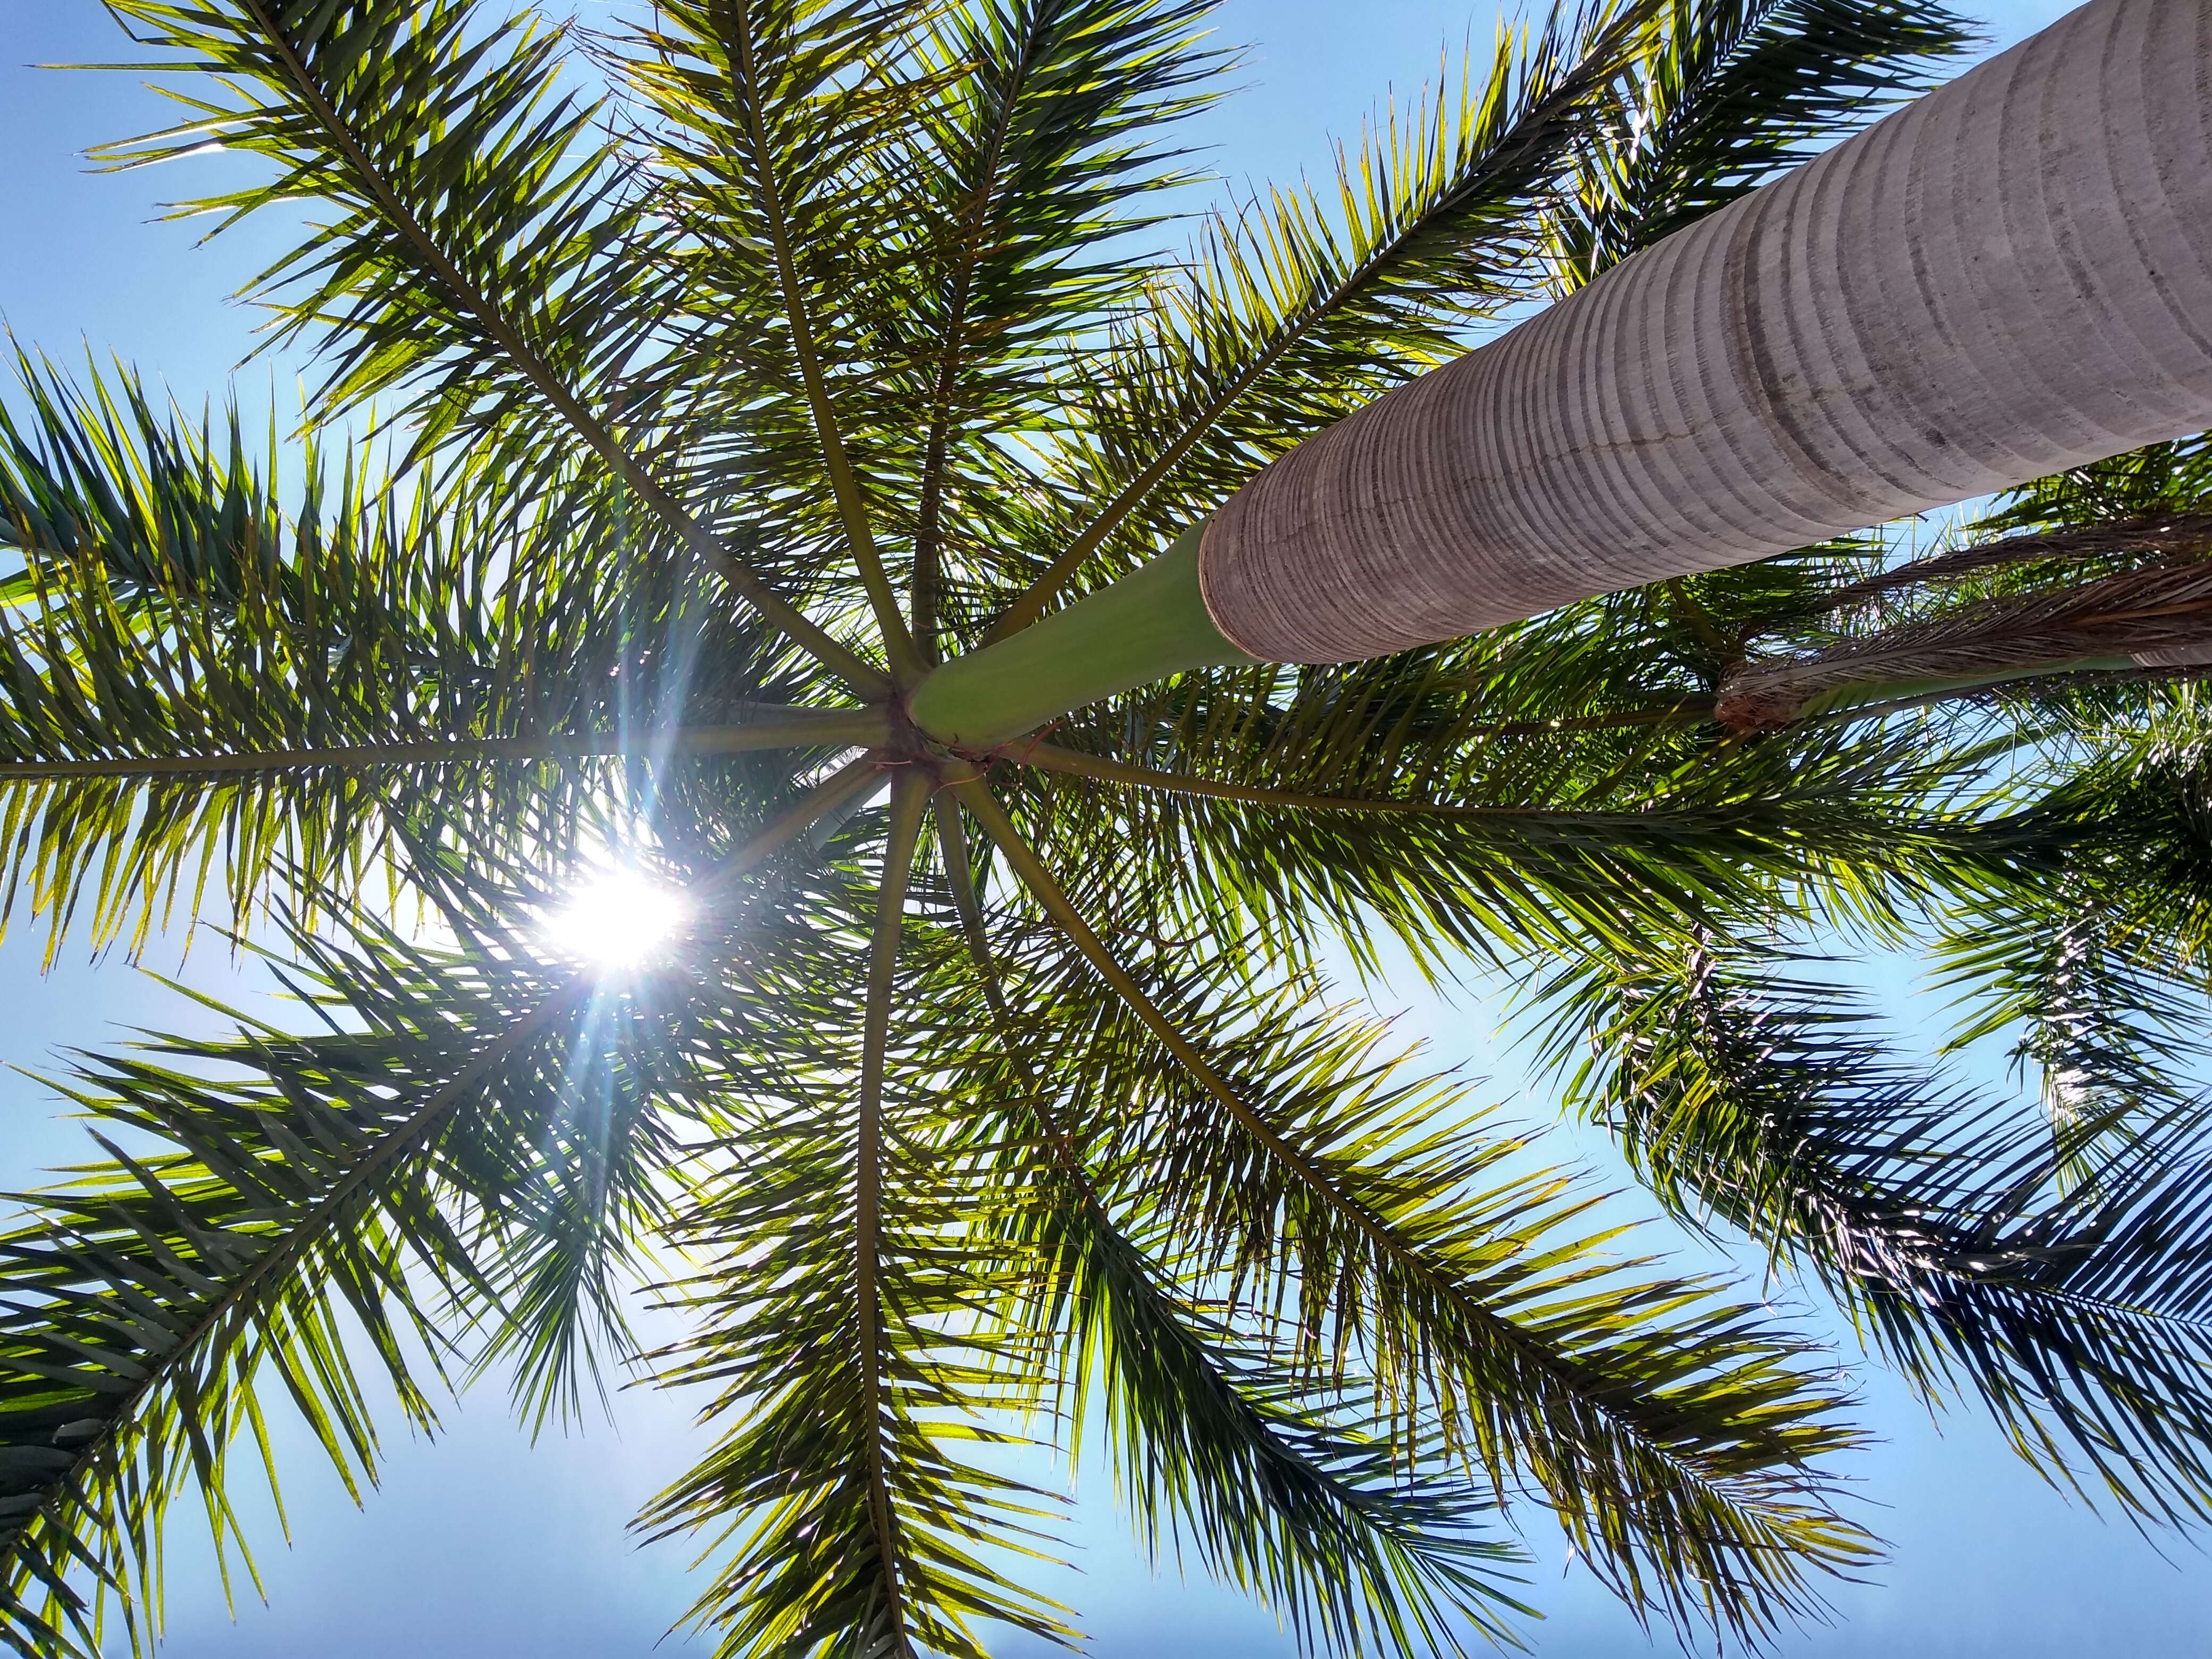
(914, 0, 2212, 745)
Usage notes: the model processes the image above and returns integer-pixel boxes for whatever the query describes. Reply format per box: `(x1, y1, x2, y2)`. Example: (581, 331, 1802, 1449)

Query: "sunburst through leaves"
(1, 2, 2211, 1658)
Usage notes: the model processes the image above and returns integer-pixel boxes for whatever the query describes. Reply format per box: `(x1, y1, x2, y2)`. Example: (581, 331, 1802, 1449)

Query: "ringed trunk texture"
(1196, 0, 2212, 664)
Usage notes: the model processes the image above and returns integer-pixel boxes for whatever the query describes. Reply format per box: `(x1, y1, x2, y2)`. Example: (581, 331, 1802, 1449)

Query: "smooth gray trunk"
(1194, 0, 2212, 664)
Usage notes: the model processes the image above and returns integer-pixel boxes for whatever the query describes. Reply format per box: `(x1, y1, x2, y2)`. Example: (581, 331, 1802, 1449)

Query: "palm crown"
(5, 2, 2212, 1655)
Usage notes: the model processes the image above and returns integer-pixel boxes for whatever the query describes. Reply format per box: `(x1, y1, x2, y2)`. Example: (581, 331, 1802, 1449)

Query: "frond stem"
(1451, 699, 1715, 737)
(857, 770, 927, 1648)
(694, 749, 885, 900)
(909, 20, 1040, 664)
(0, 714, 889, 784)
(1017, 742, 1559, 815)
(934, 793, 1083, 1169)
(724, 2, 924, 685)
(1791, 663, 2212, 730)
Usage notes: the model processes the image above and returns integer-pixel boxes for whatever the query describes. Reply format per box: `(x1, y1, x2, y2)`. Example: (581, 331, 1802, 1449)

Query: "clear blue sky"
(4, 2, 2208, 1656)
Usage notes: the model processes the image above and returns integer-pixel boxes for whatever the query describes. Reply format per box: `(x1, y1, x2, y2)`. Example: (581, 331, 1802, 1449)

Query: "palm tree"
(914, 0, 2212, 740)
(4, 3, 2212, 1656)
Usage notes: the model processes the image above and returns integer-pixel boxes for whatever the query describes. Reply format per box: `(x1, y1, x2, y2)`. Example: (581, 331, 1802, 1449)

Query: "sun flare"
(544, 869, 687, 969)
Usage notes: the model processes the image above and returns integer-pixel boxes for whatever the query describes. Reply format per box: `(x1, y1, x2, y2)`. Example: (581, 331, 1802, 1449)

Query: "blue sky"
(3, 1, 2207, 1655)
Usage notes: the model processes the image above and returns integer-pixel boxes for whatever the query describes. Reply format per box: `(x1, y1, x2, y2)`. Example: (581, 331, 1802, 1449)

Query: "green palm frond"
(621, 0, 952, 672)
(1929, 691, 2212, 1184)
(98, 0, 638, 465)
(98, 0, 886, 690)
(2005, 690, 2212, 958)
(1539, 0, 1972, 292)
(0, 354, 861, 954)
(1008, 695, 2013, 982)
(958, 781, 1870, 1640)
(0, 917, 601, 1655)
(925, 814, 1534, 1654)
(0, 764, 867, 1658)
(5, 1, 2209, 1651)
(1052, 1192, 1534, 1656)
(898, 0, 1224, 656)
(641, 793, 1078, 1659)
(1938, 872, 2201, 1192)
(1553, 940, 2212, 1528)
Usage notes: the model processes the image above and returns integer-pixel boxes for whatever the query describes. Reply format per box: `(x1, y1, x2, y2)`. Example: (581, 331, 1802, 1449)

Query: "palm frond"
(640, 831, 1078, 1659)
(1937, 870, 2202, 1193)
(1539, 0, 1972, 292)
(931, 798, 1531, 1655)
(0, 911, 606, 1655)
(0, 354, 853, 954)
(1802, 514, 2212, 618)
(960, 778, 1871, 1643)
(1552, 940, 2212, 1529)
(97, 0, 886, 692)
(1054, 1194, 1535, 1657)
(902, 0, 1223, 657)
(98, 0, 636, 464)
(1716, 563, 2212, 733)
(622, 0, 944, 676)
(1001, 699, 2018, 984)
(0, 760, 896, 1656)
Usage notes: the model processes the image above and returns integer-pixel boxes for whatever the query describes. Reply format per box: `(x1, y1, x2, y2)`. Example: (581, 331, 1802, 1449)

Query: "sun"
(544, 868, 688, 970)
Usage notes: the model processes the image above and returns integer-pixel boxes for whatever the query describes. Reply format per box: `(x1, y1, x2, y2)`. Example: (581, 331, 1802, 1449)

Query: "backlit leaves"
(1, 2, 2202, 1656)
